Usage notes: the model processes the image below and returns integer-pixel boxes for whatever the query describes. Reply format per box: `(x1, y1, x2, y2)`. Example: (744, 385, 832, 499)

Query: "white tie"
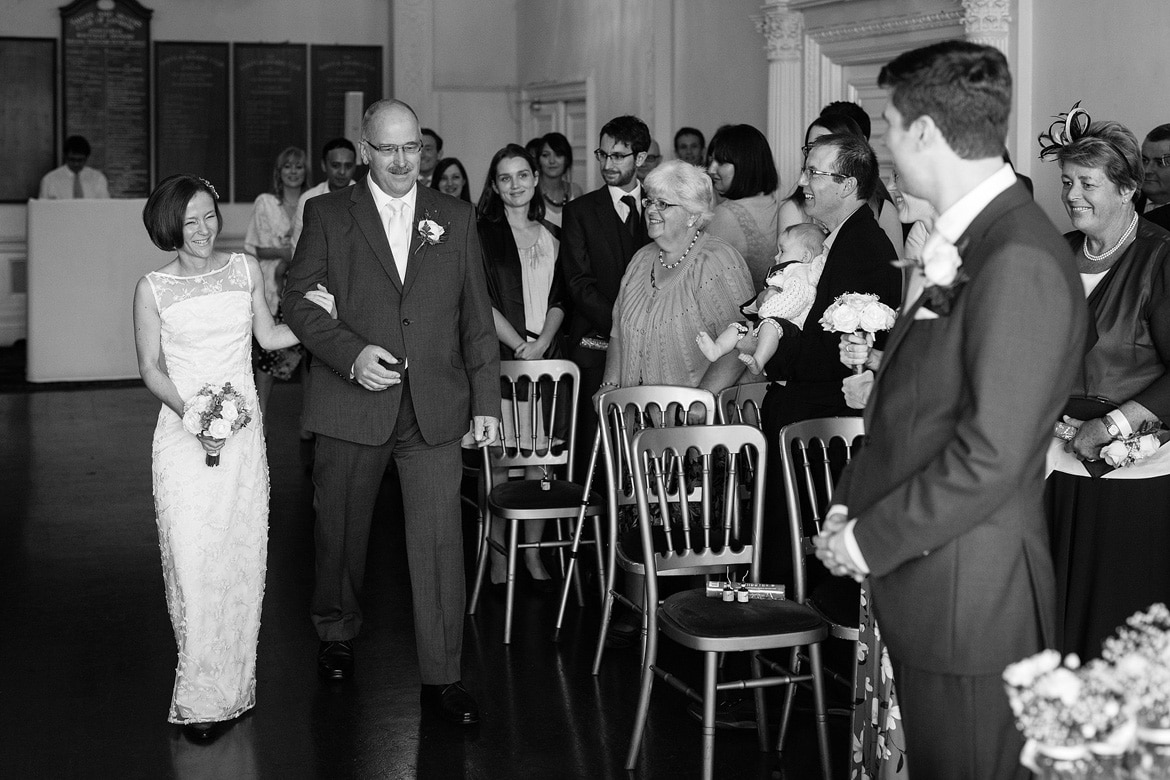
(387, 199, 410, 282)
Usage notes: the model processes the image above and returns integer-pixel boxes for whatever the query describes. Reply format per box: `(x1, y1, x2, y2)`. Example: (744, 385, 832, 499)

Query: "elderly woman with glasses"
(1040, 111, 1170, 660)
(593, 159, 753, 403)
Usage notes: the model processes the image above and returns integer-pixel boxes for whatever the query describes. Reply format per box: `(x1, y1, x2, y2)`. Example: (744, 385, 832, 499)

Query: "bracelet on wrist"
(599, 381, 620, 390)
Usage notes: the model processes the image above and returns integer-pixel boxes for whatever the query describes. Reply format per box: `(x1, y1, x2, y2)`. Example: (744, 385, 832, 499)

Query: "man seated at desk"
(39, 135, 110, 199)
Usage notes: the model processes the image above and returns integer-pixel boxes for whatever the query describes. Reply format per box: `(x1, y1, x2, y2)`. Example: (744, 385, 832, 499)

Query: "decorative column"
(393, 0, 437, 121)
(755, 0, 805, 194)
(961, 0, 1011, 54)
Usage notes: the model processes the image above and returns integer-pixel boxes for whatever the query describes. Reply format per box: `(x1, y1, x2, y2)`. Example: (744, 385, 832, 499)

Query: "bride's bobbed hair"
(143, 174, 222, 252)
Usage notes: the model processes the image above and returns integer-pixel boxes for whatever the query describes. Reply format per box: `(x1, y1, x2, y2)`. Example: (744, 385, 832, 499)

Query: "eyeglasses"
(801, 166, 846, 181)
(800, 144, 812, 157)
(641, 197, 679, 211)
(594, 149, 636, 164)
(363, 138, 423, 156)
(1143, 154, 1170, 169)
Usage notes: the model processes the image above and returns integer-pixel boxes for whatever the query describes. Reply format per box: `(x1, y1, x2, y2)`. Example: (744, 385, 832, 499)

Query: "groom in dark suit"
(815, 42, 1087, 777)
(283, 99, 499, 725)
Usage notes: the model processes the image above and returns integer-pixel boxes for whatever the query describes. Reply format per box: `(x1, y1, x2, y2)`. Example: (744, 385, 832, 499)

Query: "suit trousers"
(892, 660, 1029, 780)
(310, 378, 466, 684)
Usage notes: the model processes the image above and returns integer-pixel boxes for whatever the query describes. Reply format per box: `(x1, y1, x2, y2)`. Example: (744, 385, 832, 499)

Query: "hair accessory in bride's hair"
(197, 177, 220, 200)
(1037, 101, 1092, 160)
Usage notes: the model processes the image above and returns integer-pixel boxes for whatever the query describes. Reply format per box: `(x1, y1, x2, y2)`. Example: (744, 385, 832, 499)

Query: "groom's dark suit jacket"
(282, 178, 498, 446)
(834, 182, 1088, 676)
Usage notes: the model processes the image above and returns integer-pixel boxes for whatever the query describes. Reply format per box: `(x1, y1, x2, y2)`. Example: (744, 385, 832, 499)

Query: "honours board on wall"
(155, 42, 229, 190)
(233, 43, 308, 204)
(61, 0, 153, 198)
(0, 38, 56, 202)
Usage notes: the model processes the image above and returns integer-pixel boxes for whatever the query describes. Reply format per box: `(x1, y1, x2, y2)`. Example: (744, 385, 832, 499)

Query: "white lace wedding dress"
(145, 254, 268, 724)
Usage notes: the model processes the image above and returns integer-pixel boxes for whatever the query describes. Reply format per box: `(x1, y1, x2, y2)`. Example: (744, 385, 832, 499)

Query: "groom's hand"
(353, 345, 403, 391)
(814, 514, 864, 581)
(469, 416, 499, 446)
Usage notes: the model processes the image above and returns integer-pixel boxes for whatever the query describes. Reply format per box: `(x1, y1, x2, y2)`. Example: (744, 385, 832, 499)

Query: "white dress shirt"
(608, 182, 643, 224)
(367, 175, 417, 283)
(38, 165, 110, 199)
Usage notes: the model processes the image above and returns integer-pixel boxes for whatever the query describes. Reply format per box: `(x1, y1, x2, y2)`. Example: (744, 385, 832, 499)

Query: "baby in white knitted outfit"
(696, 223, 827, 375)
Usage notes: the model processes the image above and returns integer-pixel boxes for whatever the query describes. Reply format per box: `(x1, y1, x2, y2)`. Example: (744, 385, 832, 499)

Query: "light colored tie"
(72, 171, 84, 199)
(387, 199, 410, 282)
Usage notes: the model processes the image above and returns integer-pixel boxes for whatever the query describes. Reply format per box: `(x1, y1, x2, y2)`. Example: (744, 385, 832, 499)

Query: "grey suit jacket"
(282, 178, 499, 447)
(834, 183, 1088, 675)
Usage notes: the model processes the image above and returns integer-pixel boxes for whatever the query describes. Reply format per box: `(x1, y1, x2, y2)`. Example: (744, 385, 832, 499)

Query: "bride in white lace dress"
(133, 175, 333, 739)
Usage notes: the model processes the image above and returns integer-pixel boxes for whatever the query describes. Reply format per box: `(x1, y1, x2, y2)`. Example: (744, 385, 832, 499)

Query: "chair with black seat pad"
(777, 417, 866, 714)
(623, 424, 832, 780)
(467, 359, 604, 644)
(590, 385, 717, 675)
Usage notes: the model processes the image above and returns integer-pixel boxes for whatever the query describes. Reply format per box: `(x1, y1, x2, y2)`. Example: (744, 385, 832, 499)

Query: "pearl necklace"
(1083, 212, 1138, 262)
(658, 228, 702, 270)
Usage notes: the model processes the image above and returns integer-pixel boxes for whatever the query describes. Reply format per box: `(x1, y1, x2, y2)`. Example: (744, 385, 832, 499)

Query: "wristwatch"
(1103, 415, 1123, 440)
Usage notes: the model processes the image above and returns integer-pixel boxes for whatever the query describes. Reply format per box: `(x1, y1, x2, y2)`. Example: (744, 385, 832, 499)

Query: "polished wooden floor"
(0, 380, 849, 779)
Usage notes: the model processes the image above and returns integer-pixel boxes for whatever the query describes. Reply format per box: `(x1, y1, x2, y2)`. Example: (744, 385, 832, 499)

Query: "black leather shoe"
(420, 681, 480, 725)
(317, 640, 354, 681)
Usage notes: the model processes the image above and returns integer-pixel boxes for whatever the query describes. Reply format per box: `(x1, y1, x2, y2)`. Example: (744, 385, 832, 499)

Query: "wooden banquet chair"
(590, 385, 717, 675)
(467, 359, 604, 644)
(623, 424, 832, 780)
(776, 417, 867, 706)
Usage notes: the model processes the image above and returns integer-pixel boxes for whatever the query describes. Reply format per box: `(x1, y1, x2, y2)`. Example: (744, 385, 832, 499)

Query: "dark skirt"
(1046, 470, 1170, 659)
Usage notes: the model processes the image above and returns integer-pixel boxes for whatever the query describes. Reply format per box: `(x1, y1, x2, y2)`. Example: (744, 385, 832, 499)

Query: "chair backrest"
(629, 424, 771, 609)
(715, 381, 771, 427)
(596, 386, 717, 519)
(776, 416, 866, 602)
(492, 359, 580, 477)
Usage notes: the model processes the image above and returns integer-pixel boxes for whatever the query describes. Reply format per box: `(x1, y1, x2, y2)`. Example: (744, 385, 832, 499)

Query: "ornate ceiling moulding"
(961, 0, 1012, 48)
(805, 9, 967, 44)
(754, 3, 804, 62)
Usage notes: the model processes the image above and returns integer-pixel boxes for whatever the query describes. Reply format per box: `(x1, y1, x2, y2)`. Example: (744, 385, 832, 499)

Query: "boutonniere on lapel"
(415, 212, 447, 254)
(899, 231, 969, 316)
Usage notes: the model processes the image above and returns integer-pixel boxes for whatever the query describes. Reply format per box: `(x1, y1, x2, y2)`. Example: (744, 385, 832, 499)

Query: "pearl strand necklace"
(1083, 212, 1138, 262)
(658, 228, 703, 270)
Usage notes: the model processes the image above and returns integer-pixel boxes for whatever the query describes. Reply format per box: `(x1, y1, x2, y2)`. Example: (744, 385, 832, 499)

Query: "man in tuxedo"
(815, 41, 1087, 777)
(1139, 124, 1170, 230)
(283, 99, 499, 725)
(562, 114, 650, 454)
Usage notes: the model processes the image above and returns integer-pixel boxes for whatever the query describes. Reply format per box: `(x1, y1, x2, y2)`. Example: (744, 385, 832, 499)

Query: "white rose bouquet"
(181, 382, 253, 466)
(819, 292, 897, 373)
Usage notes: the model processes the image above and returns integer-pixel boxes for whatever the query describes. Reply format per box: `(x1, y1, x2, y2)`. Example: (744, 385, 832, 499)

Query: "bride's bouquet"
(819, 292, 897, 373)
(182, 382, 253, 466)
